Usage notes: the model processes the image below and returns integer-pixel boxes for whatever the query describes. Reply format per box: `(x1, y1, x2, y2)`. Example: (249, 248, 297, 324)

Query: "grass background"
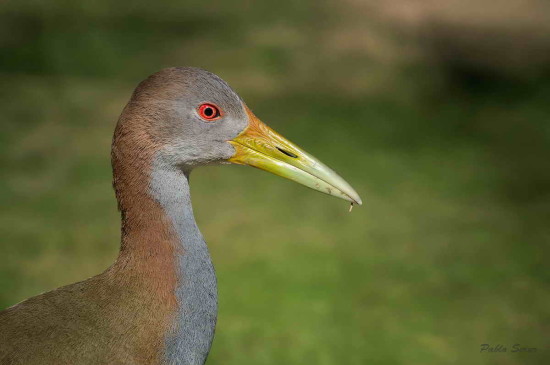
(1, 1, 549, 364)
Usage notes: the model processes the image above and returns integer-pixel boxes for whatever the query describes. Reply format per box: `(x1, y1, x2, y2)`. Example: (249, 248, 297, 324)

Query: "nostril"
(276, 147, 298, 158)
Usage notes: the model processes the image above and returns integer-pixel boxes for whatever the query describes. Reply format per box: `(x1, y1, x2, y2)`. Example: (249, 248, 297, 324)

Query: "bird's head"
(119, 67, 361, 206)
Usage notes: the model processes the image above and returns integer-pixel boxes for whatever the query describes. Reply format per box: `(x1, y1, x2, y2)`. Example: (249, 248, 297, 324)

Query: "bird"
(0, 67, 361, 365)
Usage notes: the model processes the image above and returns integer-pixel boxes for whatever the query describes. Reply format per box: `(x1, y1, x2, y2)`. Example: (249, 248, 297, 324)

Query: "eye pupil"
(204, 107, 213, 117)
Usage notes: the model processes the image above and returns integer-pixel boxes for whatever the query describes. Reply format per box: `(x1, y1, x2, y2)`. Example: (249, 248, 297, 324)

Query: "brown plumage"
(1, 70, 183, 365)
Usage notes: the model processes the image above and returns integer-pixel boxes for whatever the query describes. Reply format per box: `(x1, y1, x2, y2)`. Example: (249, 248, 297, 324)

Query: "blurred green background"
(1, 1, 549, 364)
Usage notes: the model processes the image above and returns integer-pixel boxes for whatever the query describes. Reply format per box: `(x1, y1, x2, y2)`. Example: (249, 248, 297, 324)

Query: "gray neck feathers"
(150, 155, 217, 365)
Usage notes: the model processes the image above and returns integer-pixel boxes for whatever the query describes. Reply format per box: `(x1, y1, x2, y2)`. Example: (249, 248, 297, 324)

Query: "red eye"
(198, 103, 221, 121)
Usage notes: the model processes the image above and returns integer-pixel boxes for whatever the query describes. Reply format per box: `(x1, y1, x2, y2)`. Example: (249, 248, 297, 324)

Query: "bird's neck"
(149, 159, 218, 364)
(112, 145, 217, 364)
